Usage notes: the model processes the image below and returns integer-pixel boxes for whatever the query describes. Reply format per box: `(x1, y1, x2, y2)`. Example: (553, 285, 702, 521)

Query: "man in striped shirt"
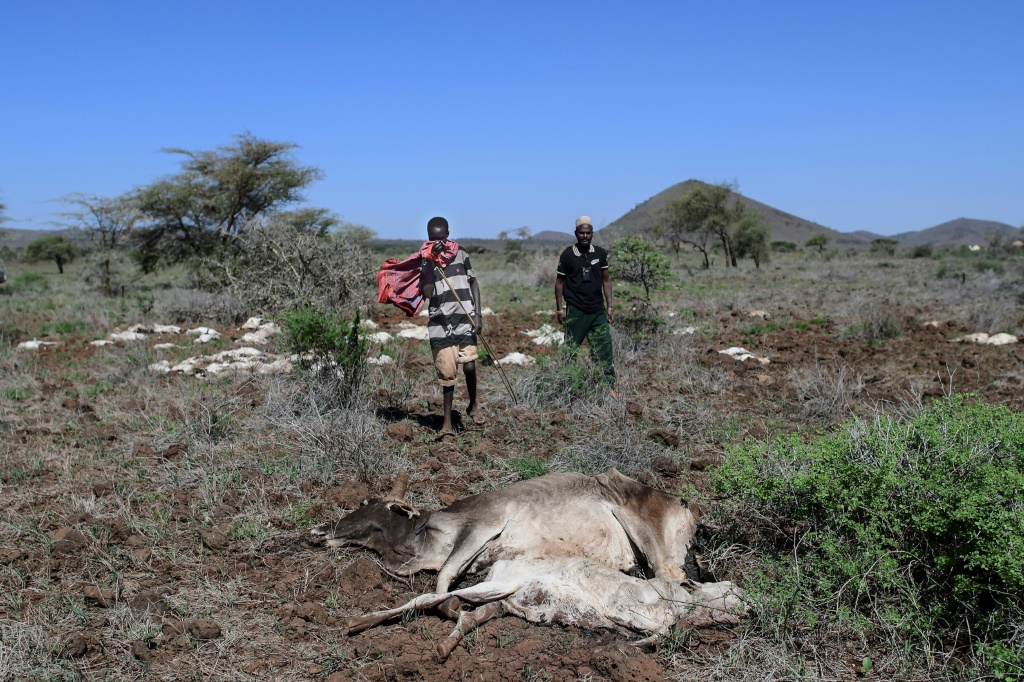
(420, 217, 483, 438)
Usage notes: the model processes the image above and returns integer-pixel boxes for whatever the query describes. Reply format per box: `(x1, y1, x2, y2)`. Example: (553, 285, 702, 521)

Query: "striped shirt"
(422, 248, 478, 348)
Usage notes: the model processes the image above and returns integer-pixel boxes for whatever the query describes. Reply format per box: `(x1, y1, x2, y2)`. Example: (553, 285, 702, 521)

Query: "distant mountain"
(530, 230, 574, 243)
(598, 180, 866, 248)
(0, 227, 79, 251)
(849, 230, 886, 242)
(893, 218, 1020, 247)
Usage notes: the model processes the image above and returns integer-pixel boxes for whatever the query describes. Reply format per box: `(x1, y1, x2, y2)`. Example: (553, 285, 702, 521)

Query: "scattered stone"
(397, 324, 430, 340)
(646, 429, 679, 449)
(367, 354, 394, 365)
(296, 602, 328, 623)
(17, 339, 59, 350)
(129, 587, 172, 615)
(364, 331, 393, 344)
(51, 528, 89, 556)
(590, 643, 663, 682)
(186, 619, 222, 640)
(93, 481, 114, 497)
(199, 528, 230, 550)
(324, 481, 371, 509)
(110, 331, 147, 342)
(651, 455, 680, 477)
(129, 639, 151, 663)
(748, 310, 770, 319)
(83, 585, 116, 607)
(385, 421, 415, 441)
(62, 398, 80, 410)
(62, 632, 91, 659)
(0, 548, 25, 565)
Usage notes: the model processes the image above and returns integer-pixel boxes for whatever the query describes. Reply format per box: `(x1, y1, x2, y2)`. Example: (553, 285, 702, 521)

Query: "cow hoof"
(436, 596, 462, 620)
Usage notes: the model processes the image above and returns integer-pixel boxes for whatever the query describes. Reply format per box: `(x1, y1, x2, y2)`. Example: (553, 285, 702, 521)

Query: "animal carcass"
(347, 557, 745, 660)
(311, 469, 697, 592)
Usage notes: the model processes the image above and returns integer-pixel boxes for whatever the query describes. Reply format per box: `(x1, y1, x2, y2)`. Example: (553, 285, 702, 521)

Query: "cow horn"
(388, 470, 410, 500)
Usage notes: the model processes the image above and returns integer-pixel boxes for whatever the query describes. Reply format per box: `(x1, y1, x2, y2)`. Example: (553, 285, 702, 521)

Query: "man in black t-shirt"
(555, 216, 616, 392)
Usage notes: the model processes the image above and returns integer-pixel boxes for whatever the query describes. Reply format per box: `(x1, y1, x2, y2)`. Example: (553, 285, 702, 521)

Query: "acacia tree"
(58, 193, 140, 249)
(659, 182, 744, 268)
(733, 211, 771, 269)
(497, 226, 531, 265)
(132, 133, 322, 269)
(25, 235, 77, 273)
(805, 234, 830, 253)
(611, 236, 672, 300)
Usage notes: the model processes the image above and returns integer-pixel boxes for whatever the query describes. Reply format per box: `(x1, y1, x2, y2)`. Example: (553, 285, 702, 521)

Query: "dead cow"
(347, 557, 745, 660)
(311, 469, 697, 592)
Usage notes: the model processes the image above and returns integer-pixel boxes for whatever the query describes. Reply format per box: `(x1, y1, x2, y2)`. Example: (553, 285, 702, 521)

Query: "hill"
(893, 218, 1020, 247)
(598, 180, 867, 248)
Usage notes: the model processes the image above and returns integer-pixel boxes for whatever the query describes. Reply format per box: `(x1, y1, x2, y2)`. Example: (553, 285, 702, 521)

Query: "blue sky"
(2, 1, 1021, 239)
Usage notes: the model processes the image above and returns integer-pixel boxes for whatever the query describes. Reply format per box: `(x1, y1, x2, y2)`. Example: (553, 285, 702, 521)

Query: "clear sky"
(2, 1, 1022, 239)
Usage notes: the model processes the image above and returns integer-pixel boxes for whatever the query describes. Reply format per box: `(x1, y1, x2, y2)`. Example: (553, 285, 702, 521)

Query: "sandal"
(466, 412, 487, 426)
(435, 429, 457, 442)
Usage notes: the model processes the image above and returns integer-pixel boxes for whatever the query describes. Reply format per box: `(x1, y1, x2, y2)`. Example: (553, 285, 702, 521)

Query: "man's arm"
(555, 274, 566, 324)
(602, 269, 614, 324)
(470, 279, 483, 333)
(420, 259, 434, 300)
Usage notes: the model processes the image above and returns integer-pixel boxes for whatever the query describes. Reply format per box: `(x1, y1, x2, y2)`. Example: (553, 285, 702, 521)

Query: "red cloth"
(376, 240, 462, 316)
(376, 253, 425, 316)
(418, 239, 460, 267)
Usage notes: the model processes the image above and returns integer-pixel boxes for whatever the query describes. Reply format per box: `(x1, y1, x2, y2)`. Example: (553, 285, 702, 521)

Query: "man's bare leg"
(463, 361, 478, 420)
(440, 385, 455, 435)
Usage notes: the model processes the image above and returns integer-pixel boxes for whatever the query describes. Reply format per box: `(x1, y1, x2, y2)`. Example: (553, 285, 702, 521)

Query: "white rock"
(148, 360, 172, 373)
(17, 339, 59, 350)
(153, 343, 177, 350)
(257, 357, 293, 375)
(193, 332, 220, 344)
(719, 346, 770, 365)
(240, 317, 263, 330)
(481, 307, 496, 316)
(952, 333, 990, 344)
(359, 318, 379, 330)
(365, 331, 393, 343)
(186, 327, 220, 337)
(90, 339, 115, 347)
(367, 354, 394, 365)
(170, 358, 198, 374)
(496, 352, 535, 366)
(534, 310, 557, 316)
(986, 333, 1018, 346)
(398, 326, 430, 341)
(152, 324, 183, 334)
(523, 324, 564, 346)
(922, 320, 942, 328)
(110, 331, 148, 342)
(748, 310, 770, 319)
(673, 327, 697, 336)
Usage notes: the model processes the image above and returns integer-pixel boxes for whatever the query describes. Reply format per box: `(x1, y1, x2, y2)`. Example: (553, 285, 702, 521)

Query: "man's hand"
(607, 309, 614, 324)
(556, 310, 566, 325)
(473, 313, 483, 333)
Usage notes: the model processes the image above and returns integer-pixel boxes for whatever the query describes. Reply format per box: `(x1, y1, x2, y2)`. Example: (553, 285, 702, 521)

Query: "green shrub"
(712, 395, 1024, 653)
(11, 272, 48, 291)
(281, 307, 368, 408)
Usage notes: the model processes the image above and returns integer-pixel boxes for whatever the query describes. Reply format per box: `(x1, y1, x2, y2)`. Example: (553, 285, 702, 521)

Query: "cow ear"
(384, 500, 420, 519)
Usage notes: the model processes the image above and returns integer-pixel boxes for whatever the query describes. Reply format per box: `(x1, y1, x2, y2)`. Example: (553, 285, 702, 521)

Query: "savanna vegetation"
(1, 143, 1023, 680)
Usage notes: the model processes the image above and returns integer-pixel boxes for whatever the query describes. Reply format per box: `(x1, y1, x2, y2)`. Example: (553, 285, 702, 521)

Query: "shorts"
(431, 344, 478, 387)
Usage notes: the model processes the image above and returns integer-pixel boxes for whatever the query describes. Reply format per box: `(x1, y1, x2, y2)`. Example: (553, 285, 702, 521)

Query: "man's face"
(427, 224, 449, 247)
(575, 225, 594, 247)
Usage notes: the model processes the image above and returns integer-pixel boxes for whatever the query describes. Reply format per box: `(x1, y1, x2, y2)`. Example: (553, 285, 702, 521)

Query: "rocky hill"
(893, 218, 1020, 247)
(598, 179, 867, 248)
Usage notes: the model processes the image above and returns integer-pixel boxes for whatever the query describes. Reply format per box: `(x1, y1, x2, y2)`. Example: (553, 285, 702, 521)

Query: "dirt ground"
(2, 266, 1023, 680)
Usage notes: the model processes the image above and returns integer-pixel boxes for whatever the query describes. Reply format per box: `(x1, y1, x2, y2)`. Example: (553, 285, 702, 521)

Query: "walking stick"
(431, 264, 519, 405)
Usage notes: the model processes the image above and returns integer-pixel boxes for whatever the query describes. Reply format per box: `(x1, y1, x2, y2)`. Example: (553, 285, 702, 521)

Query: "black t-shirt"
(557, 243, 609, 313)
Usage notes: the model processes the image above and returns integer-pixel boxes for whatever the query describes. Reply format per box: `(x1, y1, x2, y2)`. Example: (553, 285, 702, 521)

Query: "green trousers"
(563, 303, 616, 385)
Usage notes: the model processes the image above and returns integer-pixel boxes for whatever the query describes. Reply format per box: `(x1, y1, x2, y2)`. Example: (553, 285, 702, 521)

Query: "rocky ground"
(2, 254, 1022, 681)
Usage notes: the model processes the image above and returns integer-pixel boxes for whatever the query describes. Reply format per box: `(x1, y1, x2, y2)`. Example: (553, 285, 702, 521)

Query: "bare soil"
(2, 296, 1022, 681)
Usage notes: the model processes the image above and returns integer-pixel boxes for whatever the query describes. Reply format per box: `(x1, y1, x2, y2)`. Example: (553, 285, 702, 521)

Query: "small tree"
(659, 182, 744, 267)
(733, 211, 771, 269)
(25, 235, 77, 273)
(870, 238, 899, 256)
(497, 226, 531, 265)
(805, 234, 830, 253)
(132, 133, 322, 268)
(58, 193, 140, 250)
(611, 236, 672, 300)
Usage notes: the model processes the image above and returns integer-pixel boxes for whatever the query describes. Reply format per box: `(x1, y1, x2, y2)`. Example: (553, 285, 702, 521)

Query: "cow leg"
(347, 580, 521, 636)
(607, 507, 687, 580)
(436, 602, 506, 661)
(435, 522, 508, 592)
(436, 596, 462, 620)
